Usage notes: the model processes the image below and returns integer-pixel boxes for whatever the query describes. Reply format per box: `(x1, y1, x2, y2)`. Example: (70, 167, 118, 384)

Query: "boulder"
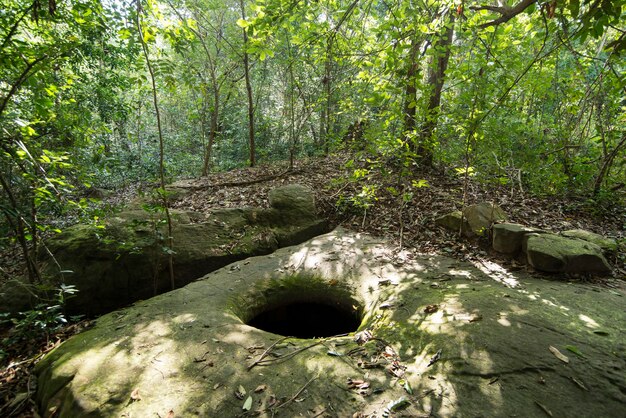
(438, 203, 507, 237)
(269, 184, 317, 220)
(493, 223, 544, 254)
(463, 202, 507, 236)
(560, 229, 618, 254)
(525, 234, 612, 275)
(1, 185, 327, 317)
(435, 210, 465, 232)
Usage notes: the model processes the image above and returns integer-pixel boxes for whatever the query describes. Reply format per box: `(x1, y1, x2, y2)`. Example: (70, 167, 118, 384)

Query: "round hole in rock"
(247, 301, 361, 339)
(237, 276, 364, 339)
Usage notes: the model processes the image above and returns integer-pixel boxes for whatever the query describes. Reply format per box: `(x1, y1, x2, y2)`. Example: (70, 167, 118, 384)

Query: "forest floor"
(1, 153, 624, 416)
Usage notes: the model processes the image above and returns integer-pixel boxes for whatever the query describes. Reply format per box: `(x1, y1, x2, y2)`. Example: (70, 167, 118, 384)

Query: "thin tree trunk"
(0, 169, 40, 283)
(202, 86, 220, 175)
(403, 37, 421, 140)
(594, 133, 626, 195)
(136, 1, 175, 291)
(420, 13, 455, 165)
(239, 0, 255, 167)
(321, 40, 332, 155)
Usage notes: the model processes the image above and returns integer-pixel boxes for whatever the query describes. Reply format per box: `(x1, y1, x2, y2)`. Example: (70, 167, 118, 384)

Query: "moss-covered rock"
(462, 202, 507, 236)
(1, 185, 327, 317)
(437, 203, 507, 237)
(493, 223, 544, 254)
(435, 210, 465, 232)
(269, 184, 317, 221)
(34, 228, 626, 418)
(561, 229, 618, 254)
(526, 233, 612, 275)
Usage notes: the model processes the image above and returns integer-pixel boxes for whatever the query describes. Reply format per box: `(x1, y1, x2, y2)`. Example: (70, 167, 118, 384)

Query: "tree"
(239, 0, 256, 167)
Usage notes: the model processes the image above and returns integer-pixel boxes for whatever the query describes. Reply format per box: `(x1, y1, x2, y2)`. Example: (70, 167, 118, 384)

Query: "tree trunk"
(419, 13, 455, 165)
(320, 40, 333, 155)
(202, 86, 219, 176)
(403, 37, 420, 139)
(594, 133, 626, 195)
(136, 1, 175, 291)
(240, 0, 255, 167)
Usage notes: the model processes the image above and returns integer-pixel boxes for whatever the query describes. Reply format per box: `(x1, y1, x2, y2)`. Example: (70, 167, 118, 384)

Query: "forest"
(1, 0, 625, 416)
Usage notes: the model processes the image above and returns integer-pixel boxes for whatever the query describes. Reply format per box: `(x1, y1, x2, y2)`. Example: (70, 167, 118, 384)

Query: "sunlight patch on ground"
(540, 298, 570, 311)
(471, 258, 520, 288)
(78, 343, 120, 378)
(579, 314, 600, 328)
(448, 269, 473, 278)
(223, 327, 261, 345)
(497, 312, 512, 327)
(172, 313, 198, 324)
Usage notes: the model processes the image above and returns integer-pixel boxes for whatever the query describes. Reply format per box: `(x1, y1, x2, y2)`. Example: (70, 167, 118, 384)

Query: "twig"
(251, 341, 322, 368)
(311, 408, 327, 417)
(273, 374, 318, 412)
(329, 180, 354, 199)
(247, 336, 290, 370)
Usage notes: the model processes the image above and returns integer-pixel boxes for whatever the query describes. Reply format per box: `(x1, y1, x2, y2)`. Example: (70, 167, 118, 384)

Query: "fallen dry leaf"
(571, 377, 588, 391)
(549, 346, 569, 363)
(424, 304, 439, 314)
(254, 384, 267, 393)
(427, 349, 442, 367)
(534, 401, 553, 417)
(235, 385, 246, 399)
(354, 330, 373, 345)
(130, 388, 141, 401)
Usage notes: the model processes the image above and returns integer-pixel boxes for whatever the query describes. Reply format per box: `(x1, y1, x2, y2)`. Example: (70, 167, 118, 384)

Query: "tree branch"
(0, 54, 48, 119)
(470, 0, 538, 28)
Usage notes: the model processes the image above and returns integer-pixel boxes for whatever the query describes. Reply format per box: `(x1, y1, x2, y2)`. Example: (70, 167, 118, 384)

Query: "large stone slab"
(1, 185, 327, 316)
(526, 233, 612, 275)
(493, 223, 543, 254)
(34, 228, 626, 418)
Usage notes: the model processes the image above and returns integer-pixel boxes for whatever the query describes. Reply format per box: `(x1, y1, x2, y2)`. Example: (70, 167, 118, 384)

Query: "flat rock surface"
(35, 228, 625, 417)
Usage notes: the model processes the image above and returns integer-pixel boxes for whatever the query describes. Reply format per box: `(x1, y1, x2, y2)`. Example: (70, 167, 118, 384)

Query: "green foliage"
(0, 0, 624, 290)
(0, 284, 80, 352)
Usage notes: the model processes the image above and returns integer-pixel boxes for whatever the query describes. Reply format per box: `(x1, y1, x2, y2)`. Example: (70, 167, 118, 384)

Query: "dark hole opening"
(247, 301, 361, 339)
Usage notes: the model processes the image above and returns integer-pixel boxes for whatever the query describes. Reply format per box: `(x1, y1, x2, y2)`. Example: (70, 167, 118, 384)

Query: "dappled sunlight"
(72, 342, 121, 379)
(471, 258, 520, 288)
(540, 298, 570, 311)
(132, 320, 172, 339)
(579, 314, 600, 328)
(172, 313, 198, 324)
(448, 268, 473, 278)
(497, 312, 512, 327)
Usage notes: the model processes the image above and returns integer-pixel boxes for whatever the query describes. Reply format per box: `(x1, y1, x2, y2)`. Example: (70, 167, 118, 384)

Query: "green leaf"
(242, 396, 252, 411)
(568, 0, 580, 17)
(412, 179, 430, 188)
(565, 345, 586, 358)
(236, 19, 249, 28)
(401, 379, 413, 395)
